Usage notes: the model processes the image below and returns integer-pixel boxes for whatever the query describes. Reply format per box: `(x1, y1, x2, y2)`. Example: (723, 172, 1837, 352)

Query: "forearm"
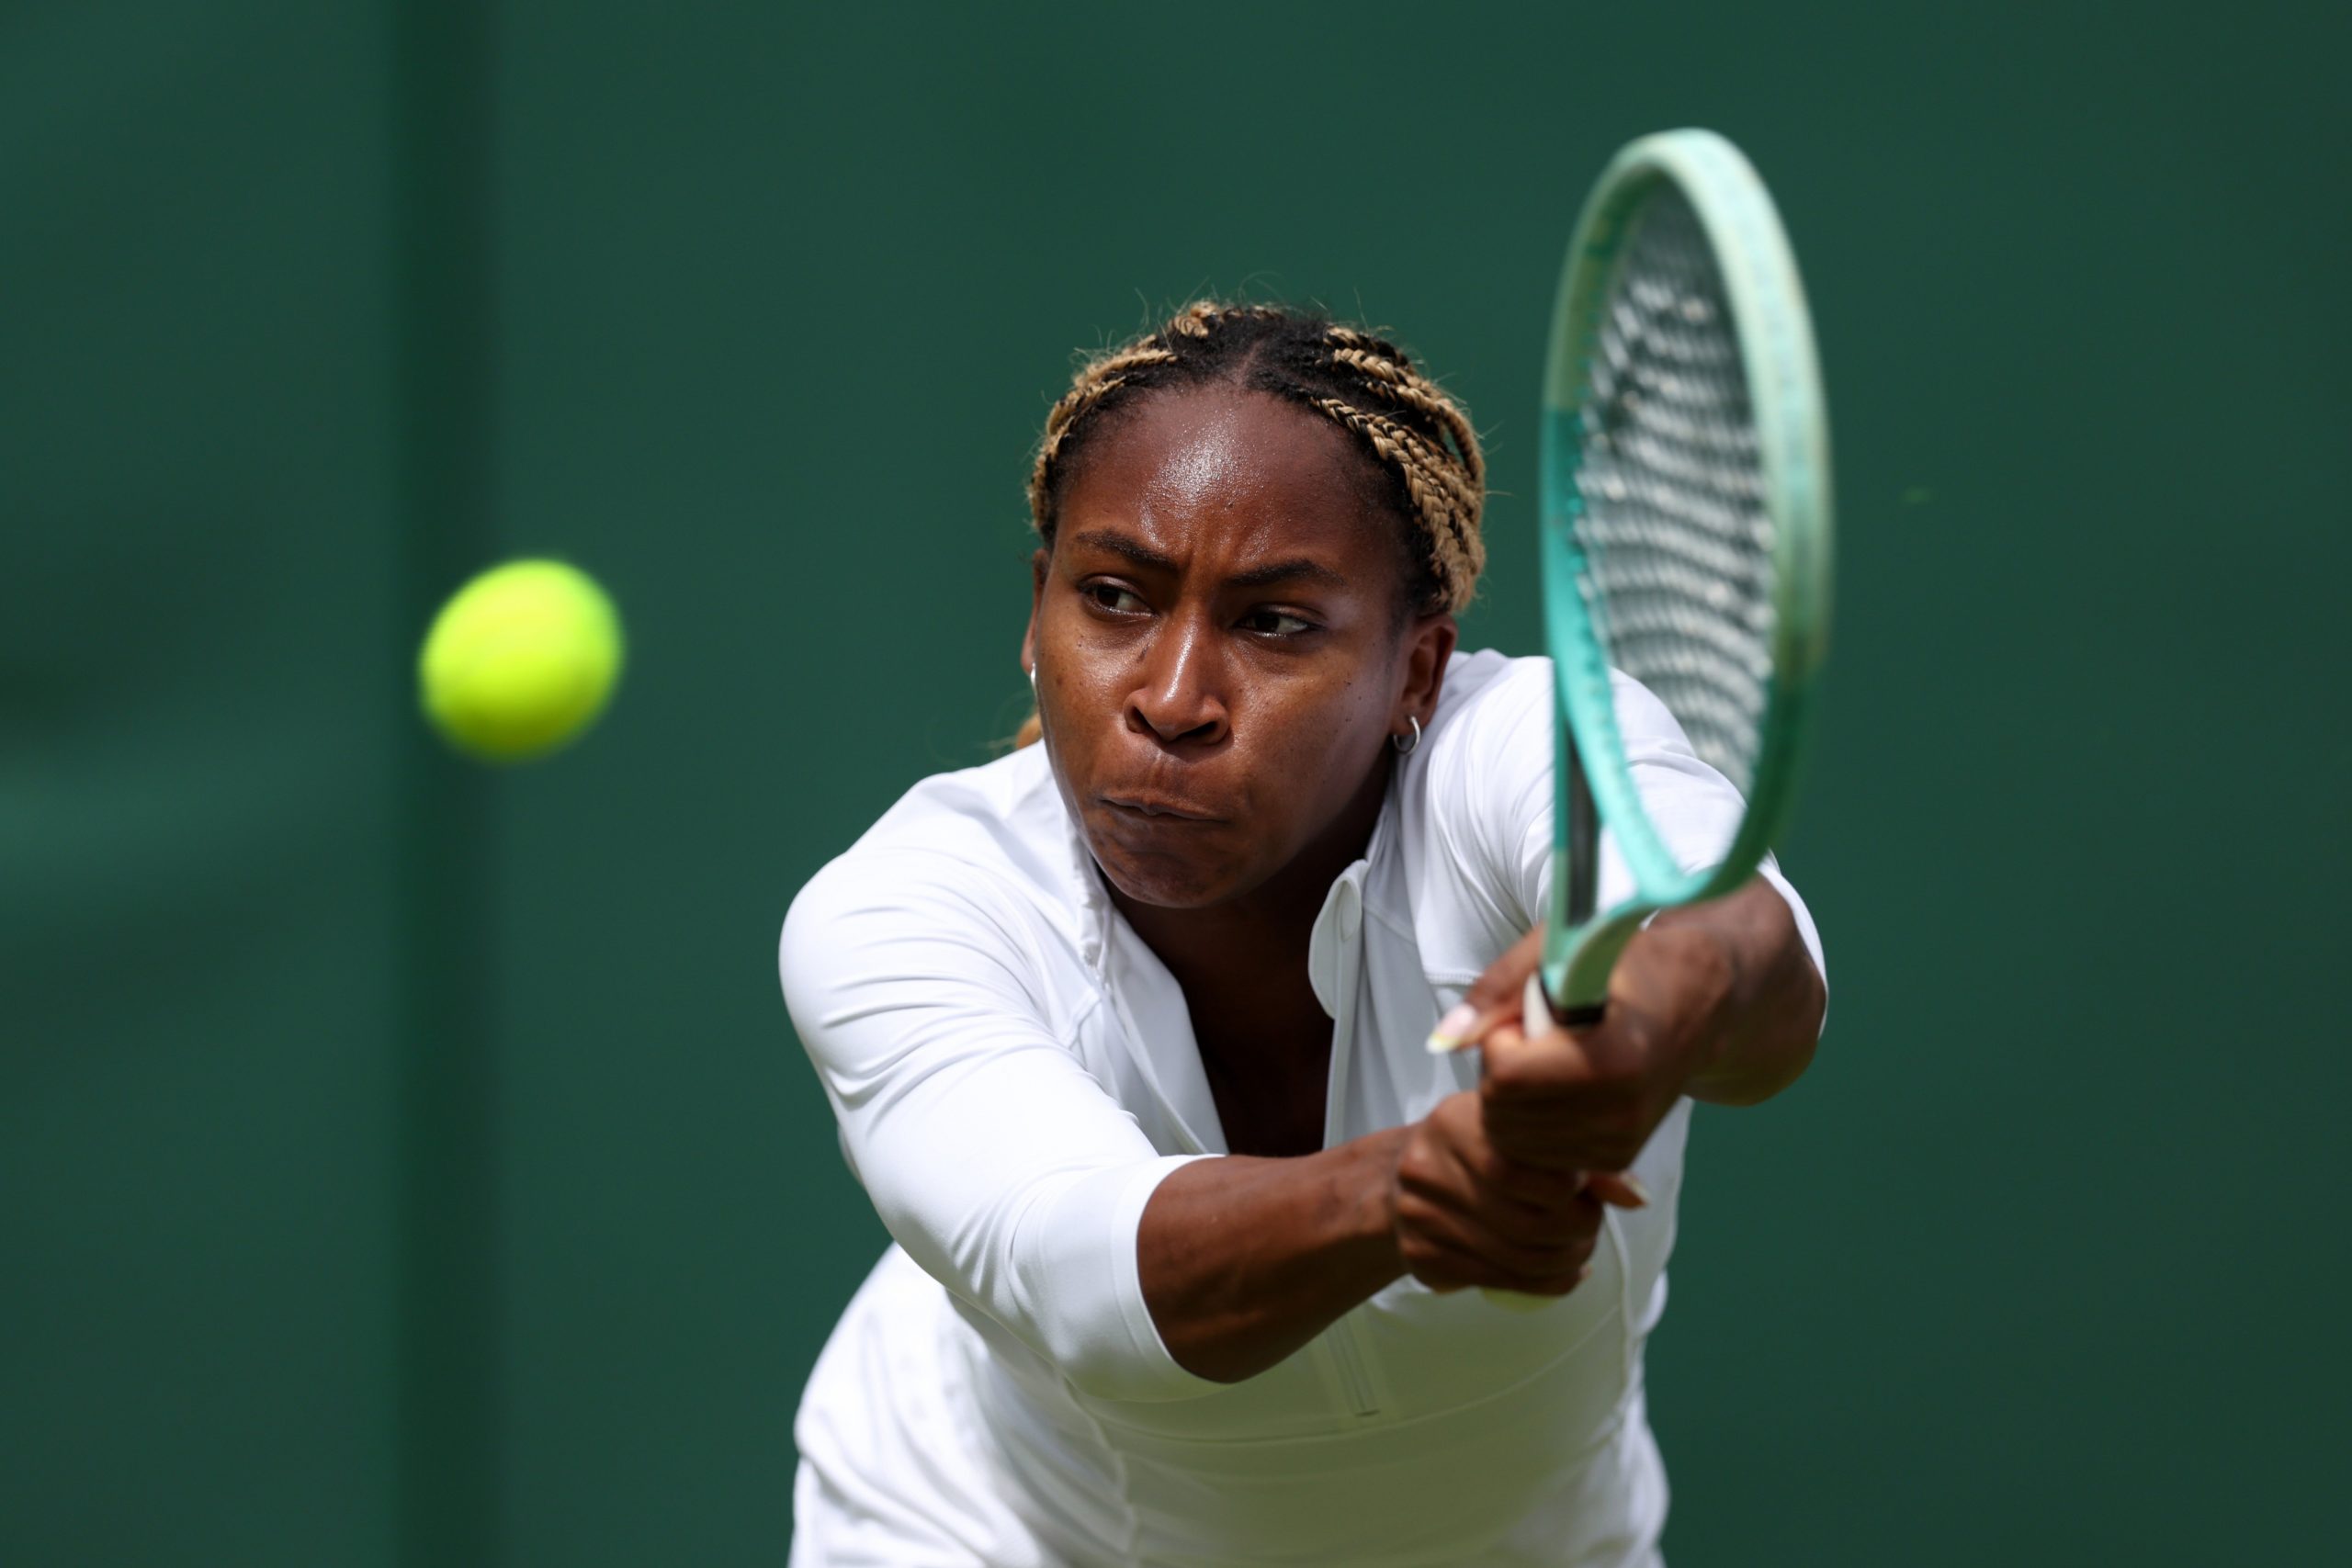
(1661, 875, 1826, 1106)
(1137, 1128, 1408, 1383)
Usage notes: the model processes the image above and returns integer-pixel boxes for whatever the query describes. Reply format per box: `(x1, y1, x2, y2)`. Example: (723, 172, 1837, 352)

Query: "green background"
(6, 2, 2345, 1563)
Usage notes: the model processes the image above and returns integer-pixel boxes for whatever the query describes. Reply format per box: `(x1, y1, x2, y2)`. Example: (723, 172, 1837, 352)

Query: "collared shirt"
(778, 649, 1826, 1567)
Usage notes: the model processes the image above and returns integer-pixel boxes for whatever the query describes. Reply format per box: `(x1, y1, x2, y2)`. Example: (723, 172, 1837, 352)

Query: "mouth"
(1101, 794, 1224, 824)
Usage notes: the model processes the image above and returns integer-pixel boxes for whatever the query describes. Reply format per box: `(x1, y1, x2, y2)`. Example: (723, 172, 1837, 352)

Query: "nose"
(1126, 612, 1228, 747)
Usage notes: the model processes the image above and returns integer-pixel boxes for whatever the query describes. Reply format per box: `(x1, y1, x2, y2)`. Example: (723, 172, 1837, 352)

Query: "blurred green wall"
(6, 3, 2346, 1565)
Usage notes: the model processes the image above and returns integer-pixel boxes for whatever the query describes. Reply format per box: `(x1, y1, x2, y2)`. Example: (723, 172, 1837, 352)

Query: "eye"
(1242, 609, 1318, 638)
(1084, 582, 1148, 615)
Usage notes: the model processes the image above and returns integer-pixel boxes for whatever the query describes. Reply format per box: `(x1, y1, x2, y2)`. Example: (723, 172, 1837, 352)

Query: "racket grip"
(1528, 969, 1607, 1031)
(1478, 973, 1607, 1310)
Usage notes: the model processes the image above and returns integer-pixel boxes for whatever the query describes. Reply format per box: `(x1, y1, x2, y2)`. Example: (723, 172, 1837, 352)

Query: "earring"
(1391, 716, 1421, 755)
(1028, 665, 1037, 691)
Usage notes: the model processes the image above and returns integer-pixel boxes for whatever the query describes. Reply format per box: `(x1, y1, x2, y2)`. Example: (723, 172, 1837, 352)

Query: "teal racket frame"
(1538, 129, 1835, 1012)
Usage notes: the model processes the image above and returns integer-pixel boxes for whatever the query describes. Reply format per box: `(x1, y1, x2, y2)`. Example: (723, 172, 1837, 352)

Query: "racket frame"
(1537, 129, 1834, 1015)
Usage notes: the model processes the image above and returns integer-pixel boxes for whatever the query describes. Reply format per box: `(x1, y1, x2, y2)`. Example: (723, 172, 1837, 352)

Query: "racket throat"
(1540, 904, 1653, 1021)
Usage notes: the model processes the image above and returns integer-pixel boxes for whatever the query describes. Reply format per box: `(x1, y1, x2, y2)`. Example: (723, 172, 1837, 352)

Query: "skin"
(1021, 384, 1826, 1383)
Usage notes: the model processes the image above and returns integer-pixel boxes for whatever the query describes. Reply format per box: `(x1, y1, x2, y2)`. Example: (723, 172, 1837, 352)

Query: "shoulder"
(1429, 646, 1543, 737)
(1412, 649, 1553, 813)
(780, 743, 1078, 978)
(1424, 649, 1685, 759)
(1374, 650, 1554, 971)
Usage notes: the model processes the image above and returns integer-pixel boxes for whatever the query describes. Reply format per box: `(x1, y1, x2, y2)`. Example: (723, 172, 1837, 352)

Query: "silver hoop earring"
(1391, 716, 1421, 755)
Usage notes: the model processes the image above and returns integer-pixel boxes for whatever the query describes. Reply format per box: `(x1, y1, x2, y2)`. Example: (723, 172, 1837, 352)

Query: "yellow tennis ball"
(418, 559, 624, 762)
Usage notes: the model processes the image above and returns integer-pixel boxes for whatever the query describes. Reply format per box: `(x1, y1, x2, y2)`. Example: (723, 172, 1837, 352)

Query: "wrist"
(1346, 1126, 1413, 1287)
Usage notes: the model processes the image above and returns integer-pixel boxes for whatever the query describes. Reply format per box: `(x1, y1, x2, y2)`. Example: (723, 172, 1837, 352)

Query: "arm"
(1438, 660, 1829, 1170)
(1450, 877, 1823, 1179)
(781, 851, 1216, 1403)
(1138, 1095, 1619, 1383)
(1136, 1133, 1408, 1384)
(1656, 874, 1826, 1106)
(784, 847, 1617, 1393)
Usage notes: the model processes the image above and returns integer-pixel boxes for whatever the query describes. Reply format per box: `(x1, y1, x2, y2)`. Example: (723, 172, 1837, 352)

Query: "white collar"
(1043, 755, 1407, 1156)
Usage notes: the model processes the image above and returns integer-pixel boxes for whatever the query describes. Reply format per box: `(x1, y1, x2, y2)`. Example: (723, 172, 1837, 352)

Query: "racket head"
(1539, 129, 1833, 1007)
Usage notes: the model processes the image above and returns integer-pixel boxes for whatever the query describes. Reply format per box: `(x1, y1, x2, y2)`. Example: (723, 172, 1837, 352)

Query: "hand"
(1455, 919, 1737, 1179)
(1387, 1091, 1639, 1296)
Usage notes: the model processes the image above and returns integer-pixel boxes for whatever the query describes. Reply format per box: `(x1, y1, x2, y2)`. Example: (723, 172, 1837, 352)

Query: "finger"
(1470, 1168, 1607, 1248)
(1585, 1170, 1651, 1209)
(1398, 1179, 1599, 1276)
(1478, 1155, 1592, 1212)
(1478, 996, 1604, 1086)
(1434, 1179, 1606, 1269)
(1427, 1001, 1512, 1055)
(1427, 926, 1545, 1053)
(1401, 1231, 1596, 1296)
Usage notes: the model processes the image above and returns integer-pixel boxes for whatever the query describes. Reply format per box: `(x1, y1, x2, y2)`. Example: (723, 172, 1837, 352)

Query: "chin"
(1082, 820, 1252, 910)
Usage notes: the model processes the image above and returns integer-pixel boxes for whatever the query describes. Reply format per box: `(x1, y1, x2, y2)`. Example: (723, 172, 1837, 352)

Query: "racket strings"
(1574, 189, 1776, 793)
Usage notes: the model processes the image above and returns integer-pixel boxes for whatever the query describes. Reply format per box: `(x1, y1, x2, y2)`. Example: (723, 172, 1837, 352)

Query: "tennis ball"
(418, 559, 624, 763)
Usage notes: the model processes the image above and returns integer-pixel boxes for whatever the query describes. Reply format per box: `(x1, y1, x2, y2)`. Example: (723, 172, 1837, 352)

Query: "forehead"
(1057, 386, 1390, 566)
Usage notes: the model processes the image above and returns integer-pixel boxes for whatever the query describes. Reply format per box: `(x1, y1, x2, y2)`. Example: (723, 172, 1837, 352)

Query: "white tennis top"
(778, 649, 1826, 1568)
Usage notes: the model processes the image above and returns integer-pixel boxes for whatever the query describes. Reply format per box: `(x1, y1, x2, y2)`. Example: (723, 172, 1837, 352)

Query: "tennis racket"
(1487, 129, 1833, 1304)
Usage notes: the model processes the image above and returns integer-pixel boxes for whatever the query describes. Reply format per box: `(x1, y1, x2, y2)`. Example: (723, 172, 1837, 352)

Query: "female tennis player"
(778, 301, 1826, 1567)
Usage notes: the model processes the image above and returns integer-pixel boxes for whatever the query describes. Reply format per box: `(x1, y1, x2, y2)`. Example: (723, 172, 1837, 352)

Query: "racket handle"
(1528, 968, 1607, 1032)
(1480, 973, 1606, 1310)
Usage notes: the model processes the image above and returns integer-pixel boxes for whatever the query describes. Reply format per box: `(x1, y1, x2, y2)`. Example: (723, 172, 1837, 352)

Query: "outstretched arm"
(786, 843, 1639, 1396)
(1448, 876, 1826, 1179)
(1137, 1089, 1637, 1383)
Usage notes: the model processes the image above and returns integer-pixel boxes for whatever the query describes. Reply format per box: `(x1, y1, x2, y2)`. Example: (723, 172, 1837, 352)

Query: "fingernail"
(1576, 1262, 1593, 1285)
(1622, 1174, 1653, 1208)
(1425, 1003, 1480, 1055)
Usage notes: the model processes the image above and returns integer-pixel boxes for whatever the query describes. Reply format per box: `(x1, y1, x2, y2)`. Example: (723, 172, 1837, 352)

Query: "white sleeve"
(778, 848, 1218, 1404)
(1442, 660, 1827, 998)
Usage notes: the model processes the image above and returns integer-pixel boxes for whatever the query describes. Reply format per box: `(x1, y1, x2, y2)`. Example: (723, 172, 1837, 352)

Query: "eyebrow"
(1065, 528, 1350, 591)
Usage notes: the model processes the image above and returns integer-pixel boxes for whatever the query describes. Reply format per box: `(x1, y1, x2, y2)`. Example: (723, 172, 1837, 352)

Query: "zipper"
(1327, 1317, 1382, 1421)
(1319, 867, 1383, 1422)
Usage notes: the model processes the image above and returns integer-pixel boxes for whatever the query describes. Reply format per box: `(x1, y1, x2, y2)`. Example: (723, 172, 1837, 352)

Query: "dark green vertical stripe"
(392, 2, 499, 1564)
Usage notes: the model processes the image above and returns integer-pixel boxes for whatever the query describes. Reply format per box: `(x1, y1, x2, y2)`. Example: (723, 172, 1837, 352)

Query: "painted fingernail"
(1425, 1003, 1480, 1055)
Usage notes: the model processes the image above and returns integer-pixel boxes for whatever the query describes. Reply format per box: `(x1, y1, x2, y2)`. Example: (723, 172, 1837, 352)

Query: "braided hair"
(1016, 300, 1487, 750)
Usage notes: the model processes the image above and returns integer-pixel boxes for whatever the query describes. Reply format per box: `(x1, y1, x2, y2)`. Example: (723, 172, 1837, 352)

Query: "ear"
(1397, 612, 1457, 728)
(1020, 547, 1050, 672)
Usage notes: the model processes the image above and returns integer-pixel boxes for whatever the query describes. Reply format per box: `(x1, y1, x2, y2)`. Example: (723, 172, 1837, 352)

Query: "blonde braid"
(1306, 397, 1485, 613)
(1025, 340, 1178, 528)
(1328, 343, 1487, 489)
(1317, 325, 1485, 609)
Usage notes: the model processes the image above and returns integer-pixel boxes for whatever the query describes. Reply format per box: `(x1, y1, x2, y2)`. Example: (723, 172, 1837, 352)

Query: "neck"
(1107, 752, 1392, 987)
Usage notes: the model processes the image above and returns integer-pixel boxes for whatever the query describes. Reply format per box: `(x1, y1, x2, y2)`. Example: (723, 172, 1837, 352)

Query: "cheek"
(1036, 604, 1124, 702)
(1035, 658, 1115, 760)
(1225, 677, 1392, 847)
(1261, 671, 1389, 764)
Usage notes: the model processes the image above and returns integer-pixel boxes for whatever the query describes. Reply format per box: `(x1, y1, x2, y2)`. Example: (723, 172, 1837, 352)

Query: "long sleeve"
(778, 847, 1218, 1404)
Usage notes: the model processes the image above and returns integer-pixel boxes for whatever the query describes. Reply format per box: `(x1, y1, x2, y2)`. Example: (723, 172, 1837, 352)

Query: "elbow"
(999, 1159, 1228, 1404)
(1691, 939, 1826, 1107)
(1774, 939, 1827, 1066)
(1048, 1316, 1232, 1410)
(1055, 1338, 1224, 1404)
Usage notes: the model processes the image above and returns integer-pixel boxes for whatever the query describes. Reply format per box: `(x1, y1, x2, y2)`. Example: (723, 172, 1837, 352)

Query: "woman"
(779, 301, 1826, 1566)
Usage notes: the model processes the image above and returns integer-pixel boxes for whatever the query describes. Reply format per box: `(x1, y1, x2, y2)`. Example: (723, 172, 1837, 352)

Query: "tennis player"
(778, 302, 1826, 1567)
